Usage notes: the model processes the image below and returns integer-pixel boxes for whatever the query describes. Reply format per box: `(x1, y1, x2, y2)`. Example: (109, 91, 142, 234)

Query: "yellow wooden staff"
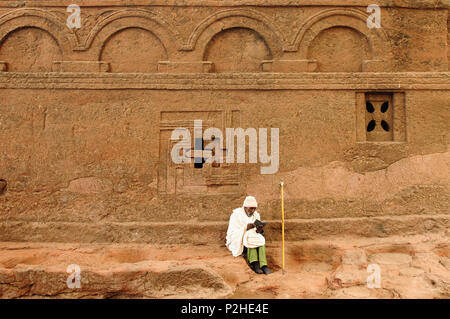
(280, 181, 285, 274)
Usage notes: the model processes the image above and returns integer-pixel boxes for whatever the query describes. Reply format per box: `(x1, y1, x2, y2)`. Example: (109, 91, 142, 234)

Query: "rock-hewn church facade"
(0, 1, 448, 244)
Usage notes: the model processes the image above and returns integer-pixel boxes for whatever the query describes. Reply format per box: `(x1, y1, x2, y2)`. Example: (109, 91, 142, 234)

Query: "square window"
(365, 93, 393, 141)
(356, 92, 406, 142)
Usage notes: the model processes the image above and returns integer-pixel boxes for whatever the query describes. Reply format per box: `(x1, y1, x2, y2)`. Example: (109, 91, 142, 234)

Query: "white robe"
(243, 228, 265, 248)
(225, 207, 261, 257)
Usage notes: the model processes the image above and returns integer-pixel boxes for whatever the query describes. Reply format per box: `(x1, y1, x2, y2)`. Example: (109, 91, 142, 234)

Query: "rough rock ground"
(0, 234, 448, 299)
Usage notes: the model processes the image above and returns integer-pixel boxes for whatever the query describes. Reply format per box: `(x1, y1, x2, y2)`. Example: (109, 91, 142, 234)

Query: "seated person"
(225, 196, 272, 275)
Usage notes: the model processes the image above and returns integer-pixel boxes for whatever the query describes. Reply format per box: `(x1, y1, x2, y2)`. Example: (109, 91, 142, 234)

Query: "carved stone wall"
(0, 1, 448, 243)
(0, 3, 447, 73)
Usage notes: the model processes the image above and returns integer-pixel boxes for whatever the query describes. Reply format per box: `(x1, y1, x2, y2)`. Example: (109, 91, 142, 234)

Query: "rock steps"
(0, 234, 448, 298)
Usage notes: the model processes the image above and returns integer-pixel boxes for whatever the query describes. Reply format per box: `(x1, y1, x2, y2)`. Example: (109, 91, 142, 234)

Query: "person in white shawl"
(226, 196, 272, 275)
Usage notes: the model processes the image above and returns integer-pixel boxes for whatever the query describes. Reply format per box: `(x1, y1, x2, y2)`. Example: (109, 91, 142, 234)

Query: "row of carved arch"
(0, 7, 392, 61)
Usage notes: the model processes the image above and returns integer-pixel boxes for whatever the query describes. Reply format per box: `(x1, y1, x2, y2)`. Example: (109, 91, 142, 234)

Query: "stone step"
(0, 214, 447, 244)
(0, 243, 236, 299)
(0, 234, 449, 299)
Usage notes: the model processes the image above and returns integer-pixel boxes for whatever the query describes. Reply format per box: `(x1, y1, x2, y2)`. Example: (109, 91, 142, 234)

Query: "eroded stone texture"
(66, 177, 113, 194)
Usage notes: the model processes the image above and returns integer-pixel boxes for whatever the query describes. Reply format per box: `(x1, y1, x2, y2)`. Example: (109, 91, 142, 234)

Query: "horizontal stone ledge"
(262, 60, 319, 72)
(158, 61, 213, 73)
(0, 214, 447, 244)
(52, 61, 110, 73)
(2, 0, 449, 8)
(2, 72, 448, 79)
(0, 72, 448, 90)
(261, 59, 398, 73)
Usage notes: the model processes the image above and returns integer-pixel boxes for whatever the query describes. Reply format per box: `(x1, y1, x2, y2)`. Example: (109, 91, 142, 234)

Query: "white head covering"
(243, 196, 258, 208)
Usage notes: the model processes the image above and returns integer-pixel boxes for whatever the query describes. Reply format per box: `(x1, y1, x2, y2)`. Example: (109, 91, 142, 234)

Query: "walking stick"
(280, 182, 286, 274)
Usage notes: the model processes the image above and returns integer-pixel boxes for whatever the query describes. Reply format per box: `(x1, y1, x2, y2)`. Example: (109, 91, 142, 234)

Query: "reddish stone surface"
(0, 0, 448, 298)
(0, 235, 448, 298)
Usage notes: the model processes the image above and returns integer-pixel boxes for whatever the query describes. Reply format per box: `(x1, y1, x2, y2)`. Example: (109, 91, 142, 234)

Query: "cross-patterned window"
(356, 92, 406, 143)
(365, 93, 393, 141)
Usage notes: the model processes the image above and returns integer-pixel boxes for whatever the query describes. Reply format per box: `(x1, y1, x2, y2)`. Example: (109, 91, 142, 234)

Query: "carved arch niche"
(88, 11, 177, 73)
(99, 27, 168, 73)
(307, 26, 370, 72)
(203, 27, 273, 73)
(266, 9, 393, 72)
(296, 9, 392, 72)
(0, 27, 62, 72)
(0, 9, 75, 72)
(184, 9, 283, 73)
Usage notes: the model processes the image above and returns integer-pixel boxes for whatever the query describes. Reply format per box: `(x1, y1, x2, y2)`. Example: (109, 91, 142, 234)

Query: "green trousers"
(247, 245, 268, 268)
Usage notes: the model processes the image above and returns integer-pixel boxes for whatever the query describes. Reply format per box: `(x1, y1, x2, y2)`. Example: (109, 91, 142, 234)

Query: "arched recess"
(100, 27, 168, 73)
(204, 27, 273, 72)
(184, 9, 285, 59)
(0, 27, 62, 72)
(0, 8, 77, 58)
(307, 27, 371, 72)
(291, 9, 392, 63)
(86, 9, 180, 59)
